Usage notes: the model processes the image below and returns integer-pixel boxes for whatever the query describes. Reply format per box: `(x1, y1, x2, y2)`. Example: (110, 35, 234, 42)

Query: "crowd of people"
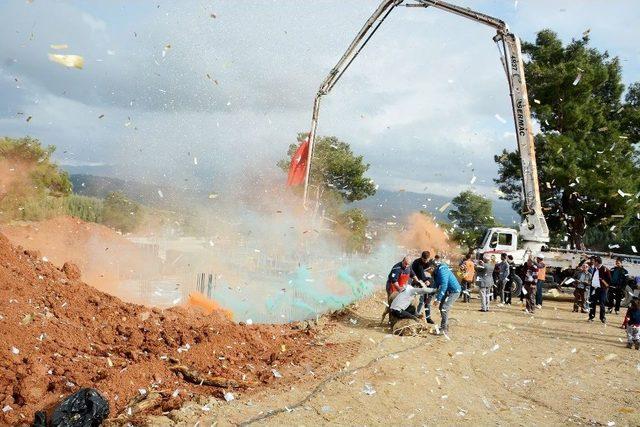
(383, 251, 640, 349)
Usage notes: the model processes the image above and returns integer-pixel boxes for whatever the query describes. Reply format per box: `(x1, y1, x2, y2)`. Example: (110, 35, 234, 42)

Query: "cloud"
(0, 0, 637, 206)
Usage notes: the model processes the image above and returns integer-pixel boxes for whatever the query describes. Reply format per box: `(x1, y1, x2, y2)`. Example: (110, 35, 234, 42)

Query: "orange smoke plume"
(398, 212, 456, 256)
(187, 292, 233, 320)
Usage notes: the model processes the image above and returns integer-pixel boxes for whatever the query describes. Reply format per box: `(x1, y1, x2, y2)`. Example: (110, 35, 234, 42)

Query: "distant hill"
(70, 174, 518, 225)
(352, 189, 518, 225)
(71, 174, 148, 200)
(69, 174, 205, 211)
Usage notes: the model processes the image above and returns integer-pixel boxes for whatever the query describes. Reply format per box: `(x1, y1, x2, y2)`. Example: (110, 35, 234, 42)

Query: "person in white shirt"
(390, 284, 437, 320)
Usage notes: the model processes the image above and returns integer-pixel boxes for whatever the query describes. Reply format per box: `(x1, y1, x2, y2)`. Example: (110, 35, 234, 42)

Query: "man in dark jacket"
(411, 251, 435, 324)
(608, 258, 628, 315)
(523, 257, 538, 314)
(589, 256, 611, 323)
(386, 256, 416, 295)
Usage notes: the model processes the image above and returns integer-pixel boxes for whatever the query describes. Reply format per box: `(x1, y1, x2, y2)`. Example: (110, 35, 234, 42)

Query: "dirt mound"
(0, 216, 160, 297)
(0, 232, 318, 425)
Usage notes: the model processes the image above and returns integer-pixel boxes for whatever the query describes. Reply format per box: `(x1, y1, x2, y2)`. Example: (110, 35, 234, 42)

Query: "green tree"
(620, 82, 640, 144)
(102, 191, 142, 233)
(0, 136, 73, 222)
(66, 195, 104, 223)
(494, 30, 640, 250)
(446, 191, 498, 249)
(278, 134, 376, 253)
(278, 133, 377, 206)
(0, 136, 72, 196)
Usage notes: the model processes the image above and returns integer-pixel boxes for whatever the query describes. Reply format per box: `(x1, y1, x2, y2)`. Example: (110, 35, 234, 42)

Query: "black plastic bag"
(50, 388, 109, 427)
(32, 411, 47, 427)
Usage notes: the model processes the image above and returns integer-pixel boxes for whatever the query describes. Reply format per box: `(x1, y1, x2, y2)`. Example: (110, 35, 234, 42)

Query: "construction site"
(1, 0, 640, 426)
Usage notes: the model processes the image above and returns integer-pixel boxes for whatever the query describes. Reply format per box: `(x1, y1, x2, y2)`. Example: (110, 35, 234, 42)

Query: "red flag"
(286, 139, 309, 186)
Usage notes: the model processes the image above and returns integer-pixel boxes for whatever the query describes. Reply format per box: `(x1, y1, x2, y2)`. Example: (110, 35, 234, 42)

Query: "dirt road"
(148, 294, 640, 426)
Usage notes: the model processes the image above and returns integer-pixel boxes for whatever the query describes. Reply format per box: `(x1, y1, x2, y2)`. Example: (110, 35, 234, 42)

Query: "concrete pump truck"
(301, 0, 640, 303)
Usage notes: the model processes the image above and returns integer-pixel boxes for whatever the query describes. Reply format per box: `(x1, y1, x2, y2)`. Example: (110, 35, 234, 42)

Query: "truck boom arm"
(303, 0, 549, 247)
(303, 0, 403, 204)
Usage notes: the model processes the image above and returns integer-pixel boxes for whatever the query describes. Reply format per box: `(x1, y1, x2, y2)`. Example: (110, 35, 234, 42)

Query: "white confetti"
(470, 175, 477, 185)
(193, 157, 198, 165)
(138, 388, 147, 396)
(494, 113, 507, 123)
(246, 318, 253, 325)
(157, 189, 164, 198)
(271, 369, 282, 378)
(11, 346, 19, 355)
(572, 73, 582, 86)
(632, 245, 637, 253)
(362, 384, 376, 395)
(2, 405, 11, 413)
(491, 344, 500, 352)
(48, 53, 84, 69)
(224, 392, 234, 402)
(438, 202, 451, 213)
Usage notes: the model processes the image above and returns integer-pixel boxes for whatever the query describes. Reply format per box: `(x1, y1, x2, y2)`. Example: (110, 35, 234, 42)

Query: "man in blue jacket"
(428, 260, 462, 334)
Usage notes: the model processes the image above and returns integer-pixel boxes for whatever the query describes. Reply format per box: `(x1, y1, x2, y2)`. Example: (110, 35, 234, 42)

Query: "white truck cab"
(478, 227, 640, 276)
(480, 227, 518, 253)
(477, 227, 530, 263)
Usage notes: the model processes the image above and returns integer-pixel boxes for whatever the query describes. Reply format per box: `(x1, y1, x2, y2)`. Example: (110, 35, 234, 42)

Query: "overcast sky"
(1, 0, 638, 201)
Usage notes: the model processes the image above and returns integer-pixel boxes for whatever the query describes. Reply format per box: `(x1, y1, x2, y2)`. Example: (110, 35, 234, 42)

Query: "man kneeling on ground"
(390, 283, 437, 321)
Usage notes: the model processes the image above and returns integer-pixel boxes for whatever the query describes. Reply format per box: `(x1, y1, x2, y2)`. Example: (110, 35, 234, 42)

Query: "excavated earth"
(0, 233, 349, 425)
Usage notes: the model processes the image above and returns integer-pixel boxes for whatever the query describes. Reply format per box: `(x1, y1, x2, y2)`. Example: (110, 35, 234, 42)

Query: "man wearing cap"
(411, 251, 436, 324)
(535, 254, 546, 308)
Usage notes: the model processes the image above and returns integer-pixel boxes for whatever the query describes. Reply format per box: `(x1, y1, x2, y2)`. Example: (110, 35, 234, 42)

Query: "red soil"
(0, 232, 319, 425)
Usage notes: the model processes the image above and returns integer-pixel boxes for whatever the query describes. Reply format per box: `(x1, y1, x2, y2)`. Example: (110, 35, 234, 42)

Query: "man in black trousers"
(411, 251, 435, 324)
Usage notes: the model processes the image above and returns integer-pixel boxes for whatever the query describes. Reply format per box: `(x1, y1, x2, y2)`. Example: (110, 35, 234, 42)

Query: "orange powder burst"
(187, 291, 233, 319)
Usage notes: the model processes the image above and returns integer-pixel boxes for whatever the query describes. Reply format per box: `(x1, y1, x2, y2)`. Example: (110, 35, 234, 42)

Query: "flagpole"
(303, 93, 322, 208)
